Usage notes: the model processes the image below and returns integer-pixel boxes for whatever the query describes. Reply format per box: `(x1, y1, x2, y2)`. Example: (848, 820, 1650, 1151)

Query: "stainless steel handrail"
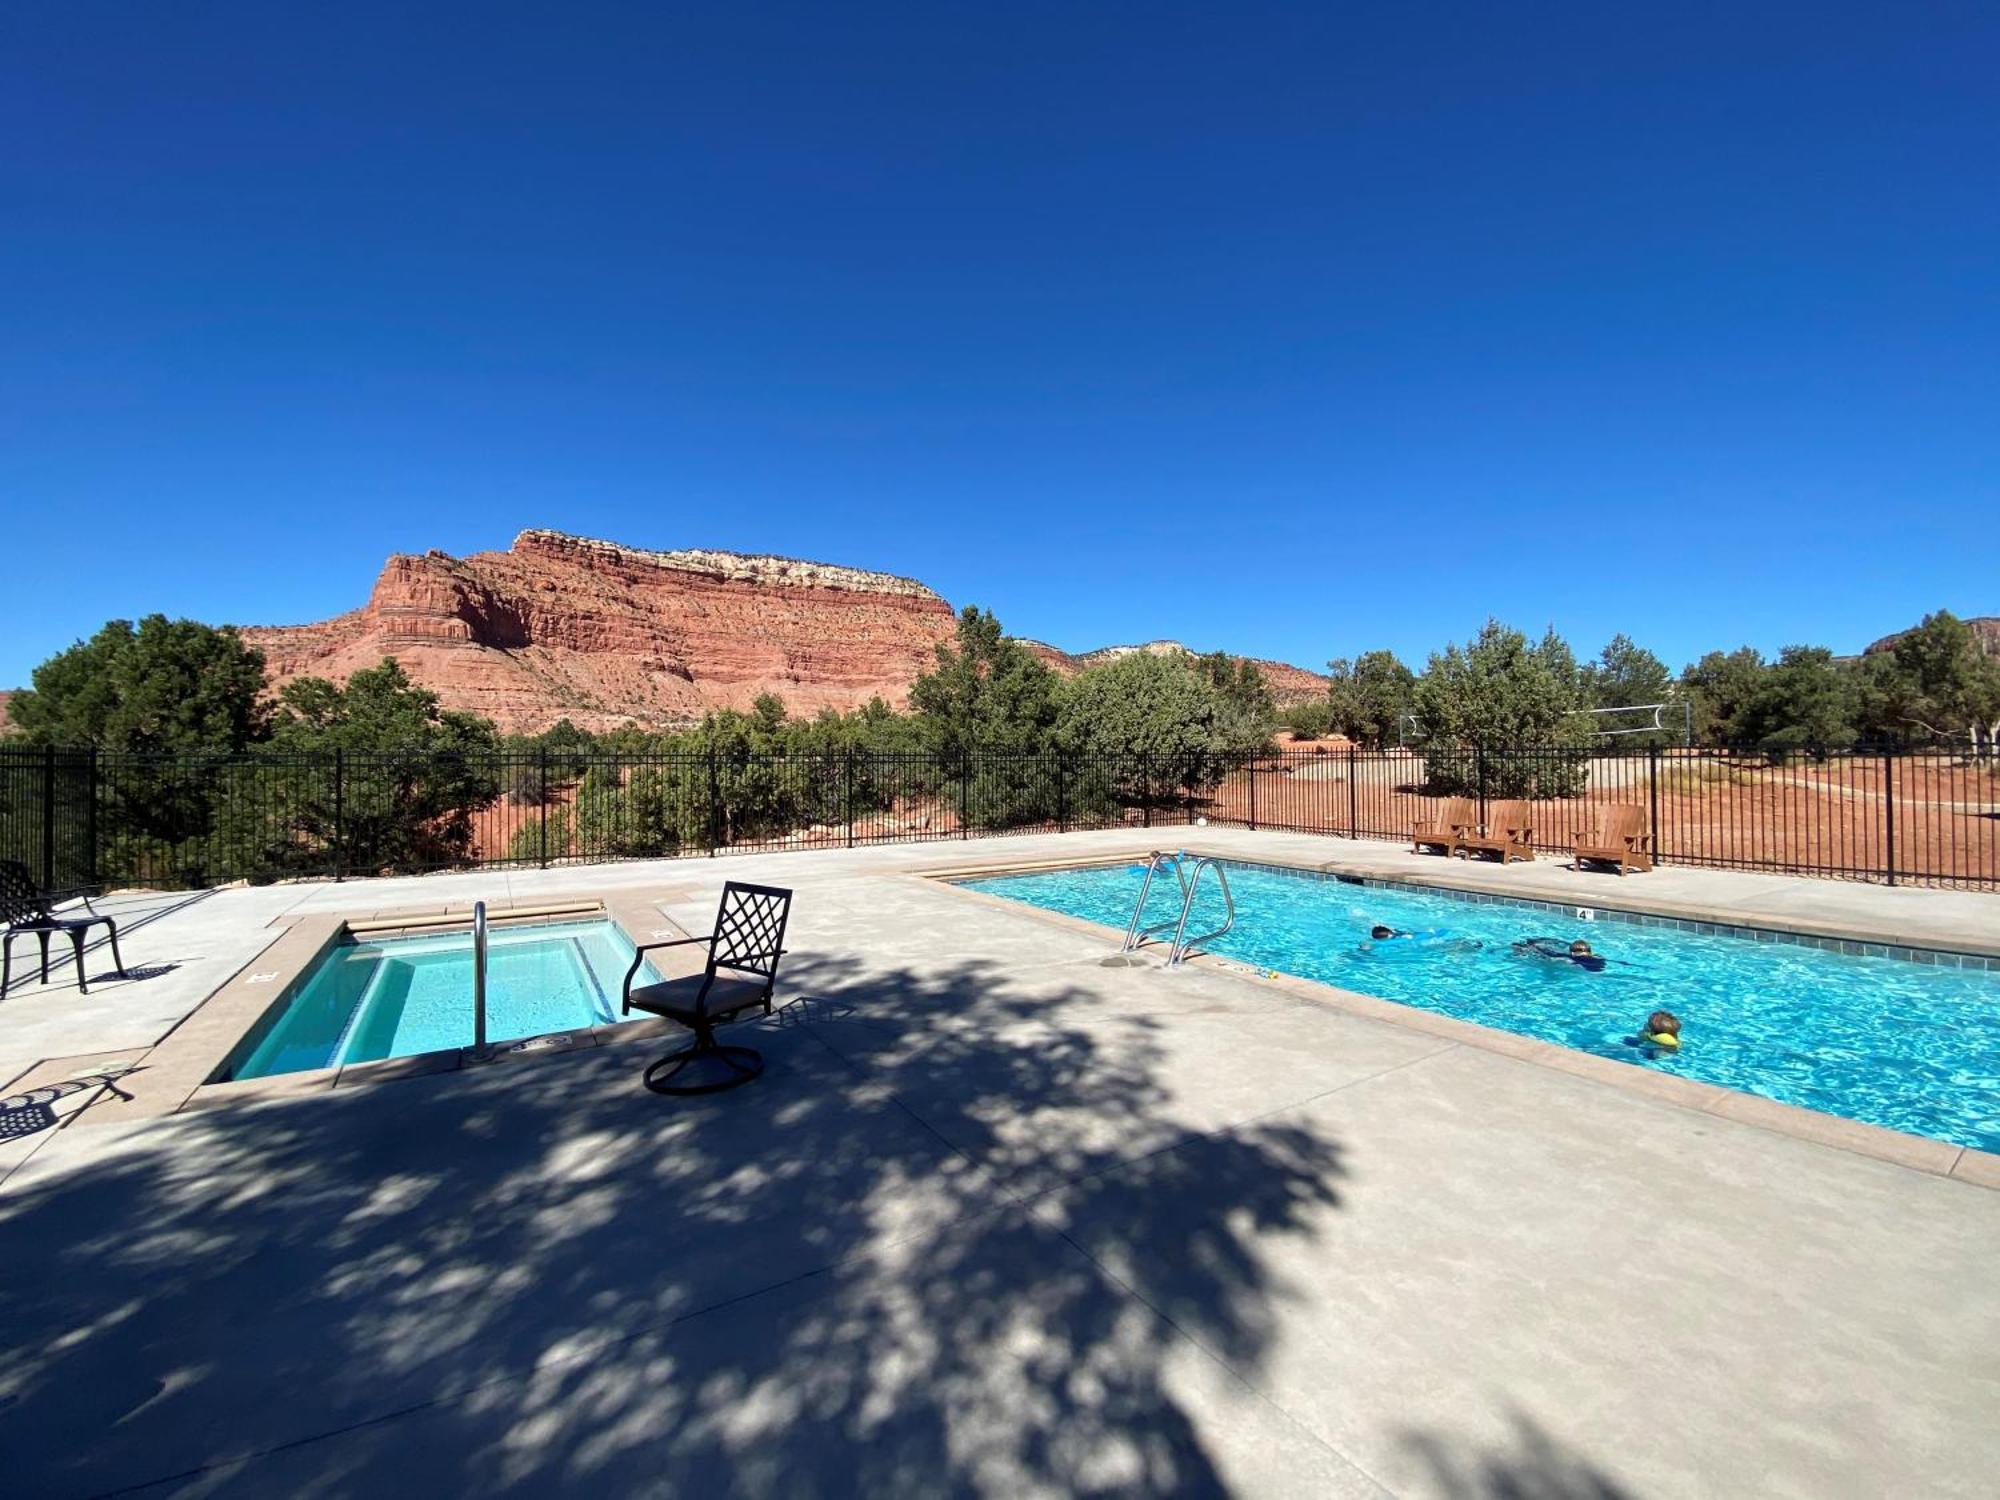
(1122, 850, 1192, 952)
(470, 900, 489, 1059)
(1167, 858, 1235, 968)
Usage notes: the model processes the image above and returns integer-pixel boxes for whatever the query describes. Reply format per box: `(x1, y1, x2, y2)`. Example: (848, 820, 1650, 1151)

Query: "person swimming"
(1623, 1009, 1682, 1054)
(1364, 923, 1482, 954)
(1513, 936, 1608, 972)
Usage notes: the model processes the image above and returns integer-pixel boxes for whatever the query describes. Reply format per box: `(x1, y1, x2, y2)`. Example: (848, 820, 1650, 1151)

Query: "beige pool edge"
(81, 895, 690, 1122)
(920, 853, 2000, 1192)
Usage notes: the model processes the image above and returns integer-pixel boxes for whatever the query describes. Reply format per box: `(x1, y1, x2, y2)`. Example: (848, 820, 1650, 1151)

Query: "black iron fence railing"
(0, 743, 1993, 893)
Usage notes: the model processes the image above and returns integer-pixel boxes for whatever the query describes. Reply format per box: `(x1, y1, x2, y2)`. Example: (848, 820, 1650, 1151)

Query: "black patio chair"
(621, 882, 793, 1096)
(1, 859, 126, 1000)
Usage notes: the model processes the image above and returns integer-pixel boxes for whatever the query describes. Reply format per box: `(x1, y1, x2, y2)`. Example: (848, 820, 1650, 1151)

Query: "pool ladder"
(1122, 851, 1237, 968)
(470, 900, 490, 1060)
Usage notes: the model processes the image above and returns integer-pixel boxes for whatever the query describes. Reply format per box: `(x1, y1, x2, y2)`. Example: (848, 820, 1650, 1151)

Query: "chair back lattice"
(708, 882, 792, 982)
(0, 860, 54, 927)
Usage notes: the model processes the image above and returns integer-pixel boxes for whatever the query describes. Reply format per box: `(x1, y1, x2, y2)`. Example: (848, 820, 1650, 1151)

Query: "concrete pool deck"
(3, 830, 1999, 1495)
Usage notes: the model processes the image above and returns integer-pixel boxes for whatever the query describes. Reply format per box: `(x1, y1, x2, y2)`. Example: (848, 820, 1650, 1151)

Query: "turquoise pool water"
(232, 920, 662, 1080)
(959, 861, 2000, 1152)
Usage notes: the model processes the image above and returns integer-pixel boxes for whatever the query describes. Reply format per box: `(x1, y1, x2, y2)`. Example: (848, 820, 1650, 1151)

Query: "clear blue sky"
(4, 2, 1996, 688)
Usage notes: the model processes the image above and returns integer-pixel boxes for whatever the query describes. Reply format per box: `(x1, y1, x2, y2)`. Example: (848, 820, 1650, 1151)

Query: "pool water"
(959, 861, 2000, 1153)
(232, 920, 663, 1080)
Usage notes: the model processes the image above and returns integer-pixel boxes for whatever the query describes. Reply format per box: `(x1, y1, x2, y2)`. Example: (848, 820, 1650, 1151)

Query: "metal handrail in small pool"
(471, 901, 489, 1059)
(1167, 858, 1235, 968)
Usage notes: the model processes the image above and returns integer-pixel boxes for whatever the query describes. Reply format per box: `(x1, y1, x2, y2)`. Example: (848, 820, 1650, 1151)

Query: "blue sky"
(3, 2, 1996, 688)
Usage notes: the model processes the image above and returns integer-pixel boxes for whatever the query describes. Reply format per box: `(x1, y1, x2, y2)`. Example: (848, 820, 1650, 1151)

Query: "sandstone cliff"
(243, 531, 961, 733)
(1864, 617, 2000, 658)
(242, 531, 1331, 733)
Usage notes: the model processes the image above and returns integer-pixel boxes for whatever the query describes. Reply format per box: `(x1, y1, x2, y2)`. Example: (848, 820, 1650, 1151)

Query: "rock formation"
(243, 531, 960, 733)
(241, 530, 1331, 733)
(1864, 616, 2000, 658)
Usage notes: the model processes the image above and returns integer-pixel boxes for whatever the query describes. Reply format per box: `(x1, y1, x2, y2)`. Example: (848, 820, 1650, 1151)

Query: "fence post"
(1248, 754, 1258, 831)
(86, 747, 99, 887)
(1647, 742, 1661, 867)
(1140, 752, 1152, 829)
(40, 745, 56, 889)
(538, 746, 550, 869)
(844, 749, 855, 849)
(1056, 751, 1068, 834)
(707, 747, 721, 856)
(332, 748, 345, 882)
(1474, 743, 1488, 827)
(958, 751, 971, 838)
(1882, 750, 1896, 887)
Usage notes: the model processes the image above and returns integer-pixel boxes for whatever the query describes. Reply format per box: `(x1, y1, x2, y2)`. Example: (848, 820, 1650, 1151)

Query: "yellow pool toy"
(1648, 1031, 1681, 1050)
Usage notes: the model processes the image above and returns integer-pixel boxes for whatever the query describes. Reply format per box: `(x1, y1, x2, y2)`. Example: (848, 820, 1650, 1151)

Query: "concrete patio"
(3, 829, 1998, 1497)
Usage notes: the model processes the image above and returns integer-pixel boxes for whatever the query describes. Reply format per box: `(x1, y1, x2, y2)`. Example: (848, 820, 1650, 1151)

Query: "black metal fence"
(1, 743, 1994, 892)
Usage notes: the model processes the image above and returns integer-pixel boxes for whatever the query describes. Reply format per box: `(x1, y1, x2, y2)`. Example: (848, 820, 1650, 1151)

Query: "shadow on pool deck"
(1400, 1412, 1634, 1500)
(0, 952, 1360, 1497)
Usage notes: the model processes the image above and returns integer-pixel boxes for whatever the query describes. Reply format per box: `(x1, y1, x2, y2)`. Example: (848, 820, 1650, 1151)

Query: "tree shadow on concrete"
(1401, 1410, 1635, 1500)
(0, 951, 1349, 1497)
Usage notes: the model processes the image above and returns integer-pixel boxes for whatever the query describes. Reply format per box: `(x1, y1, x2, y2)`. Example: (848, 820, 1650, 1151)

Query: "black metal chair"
(621, 882, 793, 1096)
(1, 859, 126, 1000)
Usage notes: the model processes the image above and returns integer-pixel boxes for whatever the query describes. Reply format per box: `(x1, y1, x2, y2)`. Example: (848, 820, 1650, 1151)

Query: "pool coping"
(917, 849, 2000, 1193)
(84, 895, 697, 1121)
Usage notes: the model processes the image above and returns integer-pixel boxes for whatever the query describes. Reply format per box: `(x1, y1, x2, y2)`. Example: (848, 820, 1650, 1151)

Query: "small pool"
(959, 861, 2000, 1153)
(230, 920, 663, 1080)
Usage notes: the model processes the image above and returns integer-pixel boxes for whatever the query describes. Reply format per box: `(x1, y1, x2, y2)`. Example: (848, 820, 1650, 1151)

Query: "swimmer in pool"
(1363, 924, 1483, 954)
(1514, 936, 1608, 972)
(1624, 1009, 1683, 1054)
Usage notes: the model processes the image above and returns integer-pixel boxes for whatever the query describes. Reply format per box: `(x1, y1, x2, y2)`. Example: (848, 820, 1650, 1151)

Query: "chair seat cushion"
(626, 973, 770, 1024)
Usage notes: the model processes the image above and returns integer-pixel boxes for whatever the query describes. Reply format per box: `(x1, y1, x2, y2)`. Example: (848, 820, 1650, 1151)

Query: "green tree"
(10, 615, 267, 753)
(909, 608, 1063, 757)
(9, 616, 271, 883)
(1192, 652, 1276, 753)
(1680, 647, 1768, 744)
(908, 608, 1063, 828)
(1324, 651, 1416, 747)
(505, 805, 573, 864)
(1582, 634, 1673, 710)
(1857, 610, 2000, 751)
(264, 659, 503, 874)
(1735, 646, 1856, 757)
(1580, 634, 1678, 745)
(1057, 653, 1236, 810)
(1410, 621, 1592, 795)
(1281, 700, 1335, 741)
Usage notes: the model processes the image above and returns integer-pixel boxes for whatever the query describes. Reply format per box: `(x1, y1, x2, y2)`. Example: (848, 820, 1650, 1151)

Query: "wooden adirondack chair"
(1574, 804, 1654, 875)
(1461, 800, 1535, 863)
(1411, 797, 1476, 857)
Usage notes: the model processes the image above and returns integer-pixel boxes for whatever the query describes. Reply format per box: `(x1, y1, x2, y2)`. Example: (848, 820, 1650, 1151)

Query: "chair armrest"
(631, 934, 712, 956)
(622, 934, 715, 1008)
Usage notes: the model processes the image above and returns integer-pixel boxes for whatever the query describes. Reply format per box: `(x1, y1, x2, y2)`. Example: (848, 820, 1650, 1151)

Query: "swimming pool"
(958, 861, 2000, 1153)
(229, 920, 663, 1080)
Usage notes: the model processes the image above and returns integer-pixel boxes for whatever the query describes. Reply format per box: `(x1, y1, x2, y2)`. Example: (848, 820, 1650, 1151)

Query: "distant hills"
(1863, 617, 2000, 658)
(7, 532, 1985, 737)
(236, 530, 1329, 734)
